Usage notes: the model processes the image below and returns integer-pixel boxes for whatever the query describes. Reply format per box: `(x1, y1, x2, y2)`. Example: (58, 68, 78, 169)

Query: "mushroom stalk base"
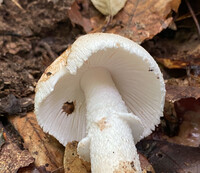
(79, 68, 142, 173)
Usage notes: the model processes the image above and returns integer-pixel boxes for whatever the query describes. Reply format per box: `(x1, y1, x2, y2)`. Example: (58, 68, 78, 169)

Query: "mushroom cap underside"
(35, 33, 165, 146)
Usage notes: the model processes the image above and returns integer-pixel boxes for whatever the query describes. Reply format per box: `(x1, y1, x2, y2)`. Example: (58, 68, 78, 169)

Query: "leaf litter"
(0, 0, 200, 172)
(0, 119, 34, 172)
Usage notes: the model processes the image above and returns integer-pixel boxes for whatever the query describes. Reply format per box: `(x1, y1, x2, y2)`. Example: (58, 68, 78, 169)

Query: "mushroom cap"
(35, 33, 165, 146)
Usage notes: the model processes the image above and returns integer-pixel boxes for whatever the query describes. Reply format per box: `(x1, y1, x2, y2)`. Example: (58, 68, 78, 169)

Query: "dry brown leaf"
(9, 112, 64, 172)
(67, 2, 92, 32)
(142, 18, 200, 70)
(0, 121, 34, 173)
(137, 140, 200, 173)
(166, 84, 200, 102)
(160, 84, 200, 147)
(89, 0, 181, 43)
(0, 143, 34, 172)
(165, 110, 200, 147)
(64, 141, 154, 173)
(64, 141, 91, 173)
(91, 0, 127, 16)
(139, 154, 155, 173)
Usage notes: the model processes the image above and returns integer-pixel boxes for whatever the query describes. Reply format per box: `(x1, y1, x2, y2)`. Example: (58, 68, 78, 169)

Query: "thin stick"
(185, 0, 200, 36)
(11, 0, 24, 10)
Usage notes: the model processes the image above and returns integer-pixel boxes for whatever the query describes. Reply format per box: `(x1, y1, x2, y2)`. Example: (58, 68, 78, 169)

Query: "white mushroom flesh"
(79, 67, 141, 172)
(35, 33, 166, 173)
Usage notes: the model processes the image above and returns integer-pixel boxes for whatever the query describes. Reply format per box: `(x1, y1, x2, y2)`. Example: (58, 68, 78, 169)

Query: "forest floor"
(0, 0, 200, 172)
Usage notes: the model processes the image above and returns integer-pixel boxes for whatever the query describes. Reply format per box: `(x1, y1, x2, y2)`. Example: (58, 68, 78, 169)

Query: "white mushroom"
(35, 33, 165, 172)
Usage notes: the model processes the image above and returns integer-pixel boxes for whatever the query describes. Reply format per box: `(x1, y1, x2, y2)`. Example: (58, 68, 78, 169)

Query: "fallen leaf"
(0, 143, 34, 173)
(142, 17, 200, 69)
(91, 0, 127, 16)
(9, 112, 64, 172)
(139, 154, 155, 173)
(166, 84, 200, 102)
(64, 141, 91, 173)
(88, 0, 181, 43)
(137, 140, 200, 173)
(165, 109, 200, 147)
(0, 120, 34, 173)
(157, 84, 200, 147)
(67, 2, 92, 32)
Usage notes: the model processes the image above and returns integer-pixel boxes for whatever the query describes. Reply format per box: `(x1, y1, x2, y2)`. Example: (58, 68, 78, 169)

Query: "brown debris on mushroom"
(62, 102, 75, 115)
(114, 161, 137, 173)
(97, 117, 110, 131)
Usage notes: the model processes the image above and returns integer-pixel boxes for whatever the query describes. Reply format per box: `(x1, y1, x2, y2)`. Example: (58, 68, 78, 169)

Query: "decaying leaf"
(9, 112, 64, 172)
(64, 141, 91, 173)
(164, 95, 200, 147)
(166, 84, 200, 103)
(139, 154, 155, 173)
(89, 0, 181, 43)
(68, 0, 181, 43)
(67, 1, 92, 32)
(137, 140, 200, 173)
(0, 142, 34, 173)
(142, 19, 200, 70)
(158, 84, 200, 147)
(0, 120, 34, 173)
(165, 110, 200, 147)
(91, 0, 127, 16)
(64, 141, 154, 173)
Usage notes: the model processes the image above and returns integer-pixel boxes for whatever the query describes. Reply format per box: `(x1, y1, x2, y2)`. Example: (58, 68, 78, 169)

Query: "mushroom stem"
(79, 67, 142, 173)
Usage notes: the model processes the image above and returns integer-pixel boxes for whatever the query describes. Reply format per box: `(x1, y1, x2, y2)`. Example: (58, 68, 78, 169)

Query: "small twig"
(0, 31, 22, 37)
(11, 0, 24, 10)
(51, 166, 64, 173)
(185, 0, 200, 37)
(102, 15, 113, 32)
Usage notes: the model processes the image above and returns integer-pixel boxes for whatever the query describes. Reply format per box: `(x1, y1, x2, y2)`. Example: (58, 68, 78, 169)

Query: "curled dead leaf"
(91, 0, 127, 16)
